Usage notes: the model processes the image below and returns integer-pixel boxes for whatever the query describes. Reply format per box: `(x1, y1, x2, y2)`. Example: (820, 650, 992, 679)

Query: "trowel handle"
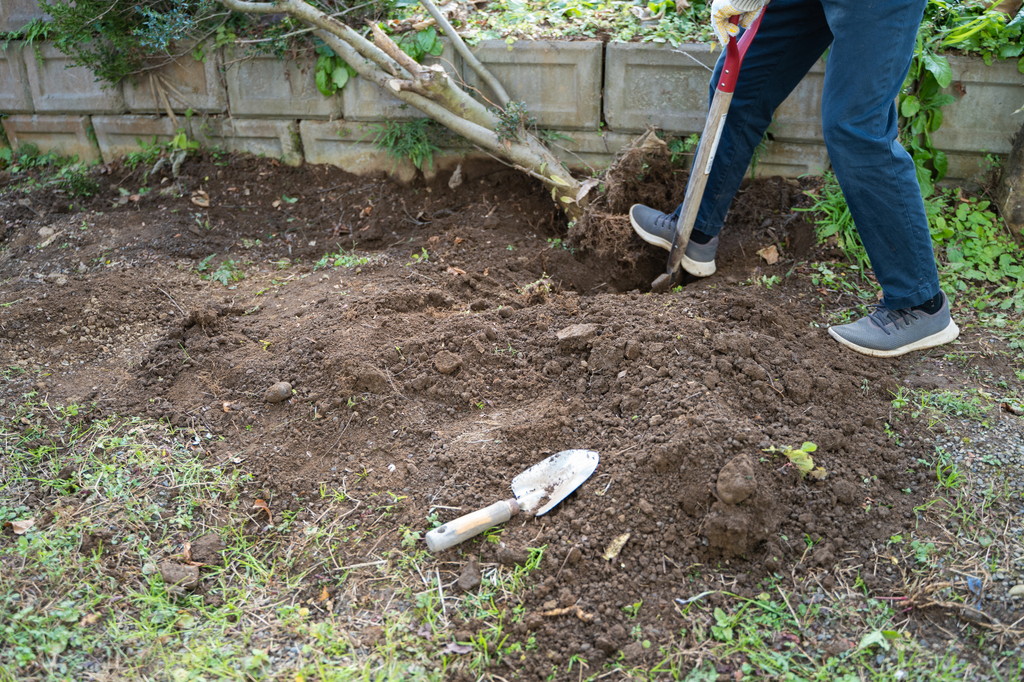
(425, 498, 521, 552)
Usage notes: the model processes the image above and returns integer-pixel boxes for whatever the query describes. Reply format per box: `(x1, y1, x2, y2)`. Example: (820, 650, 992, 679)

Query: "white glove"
(709, 0, 767, 46)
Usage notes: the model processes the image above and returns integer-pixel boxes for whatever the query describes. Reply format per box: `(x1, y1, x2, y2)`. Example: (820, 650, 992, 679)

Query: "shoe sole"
(828, 319, 960, 358)
(629, 210, 716, 278)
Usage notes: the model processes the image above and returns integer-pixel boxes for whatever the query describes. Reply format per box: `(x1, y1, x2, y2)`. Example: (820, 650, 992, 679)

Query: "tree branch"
(418, 0, 510, 106)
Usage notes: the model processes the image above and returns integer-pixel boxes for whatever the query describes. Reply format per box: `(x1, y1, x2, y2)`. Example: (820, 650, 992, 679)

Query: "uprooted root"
(569, 130, 688, 264)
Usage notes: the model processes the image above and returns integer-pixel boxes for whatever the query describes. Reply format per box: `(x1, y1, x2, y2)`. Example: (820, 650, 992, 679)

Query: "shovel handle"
(425, 498, 521, 552)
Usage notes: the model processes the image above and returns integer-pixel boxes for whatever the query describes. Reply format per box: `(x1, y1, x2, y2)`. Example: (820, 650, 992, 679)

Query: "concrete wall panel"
(1, 42, 33, 113)
(467, 40, 603, 130)
(92, 115, 177, 163)
(224, 49, 342, 119)
(1, 114, 100, 162)
(0, 0, 47, 32)
(123, 48, 227, 114)
(24, 44, 124, 113)
(190, 117, 303, 166)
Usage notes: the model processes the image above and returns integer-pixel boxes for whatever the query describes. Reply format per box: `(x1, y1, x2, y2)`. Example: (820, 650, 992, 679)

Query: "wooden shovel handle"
(425, 499, 520, 552)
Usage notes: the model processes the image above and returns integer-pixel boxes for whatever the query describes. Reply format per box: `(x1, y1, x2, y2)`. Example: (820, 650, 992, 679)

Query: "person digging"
(630, 0, 960, 358)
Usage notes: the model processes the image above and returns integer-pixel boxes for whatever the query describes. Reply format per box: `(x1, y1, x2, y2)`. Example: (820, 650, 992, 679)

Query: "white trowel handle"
(425, 499, 520, 552)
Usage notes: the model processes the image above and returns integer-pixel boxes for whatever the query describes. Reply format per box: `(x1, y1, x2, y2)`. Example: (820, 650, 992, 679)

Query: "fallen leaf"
(446, 266, 466, 276)
(453, 237, 464, 245)
(6, 518, 34, 534)
(79, 613, 101, 626)
(317, 585, 330, 602)
(757, 244, 780, 265)
(190, 190, 210, 207)
(253, 498, 273, 523)
(441, 642, 473, 655)
(222, 401, 242, 413)
(539, 605, 594, 622)
(807, 467, 829, 481)
(360, 205, 373, 217)
(602, 532, 630, 561)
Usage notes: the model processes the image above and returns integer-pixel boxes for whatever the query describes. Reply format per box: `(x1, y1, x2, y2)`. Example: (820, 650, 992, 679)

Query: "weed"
(371, 119, 441, 170)
(495, 100, 537, 144)
(196, 255, 244, 285)
(313, 248, 372, 270)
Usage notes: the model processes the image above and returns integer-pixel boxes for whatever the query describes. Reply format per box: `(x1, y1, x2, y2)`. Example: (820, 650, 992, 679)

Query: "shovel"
(425, 449, 599, 552)
(651, 11, 765, 293)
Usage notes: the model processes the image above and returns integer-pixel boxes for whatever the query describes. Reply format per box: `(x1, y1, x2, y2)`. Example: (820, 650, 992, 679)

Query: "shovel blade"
(511, 449, 599, 516)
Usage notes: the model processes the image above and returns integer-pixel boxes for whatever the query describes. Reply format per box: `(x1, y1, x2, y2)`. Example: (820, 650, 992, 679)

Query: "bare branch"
(418, 0, 510, 106)
(370, 23, 422, 76)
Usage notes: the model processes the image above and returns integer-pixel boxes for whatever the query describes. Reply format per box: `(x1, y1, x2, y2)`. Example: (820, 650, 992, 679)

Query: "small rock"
(264, 381, 292, 403)
(38, 226, 56, 240)
(159, 562, 200, 589)
(1009, 585, 1024, 598)
(556, 323, 599, 350)
(456, 556, 481, 592)
(496, 545, 529, 566)
(564, 546, 583, 565)
(433, 350, 462, 375)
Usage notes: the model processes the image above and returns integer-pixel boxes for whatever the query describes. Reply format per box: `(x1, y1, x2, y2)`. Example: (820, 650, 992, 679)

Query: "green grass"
(0, 396, 548, 679)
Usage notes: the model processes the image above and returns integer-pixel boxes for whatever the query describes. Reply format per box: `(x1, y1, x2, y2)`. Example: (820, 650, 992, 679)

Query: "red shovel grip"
(717, 10, 764, 94)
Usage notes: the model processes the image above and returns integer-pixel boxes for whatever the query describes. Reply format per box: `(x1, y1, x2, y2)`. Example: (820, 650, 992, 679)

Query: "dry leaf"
(190, 190, 210, 207)
(441, 642, 473, 655)
(601, 532, 631, 561)
(317, 585, 330, 602)
(360, 205, 373, 217)
(453, 237, 464, 245)
(446, 266, 466, 276)
(6, 518, 34, 534)
(272, 199, 282, 208)
(540, 605, 594, 622)
(253, 498, 273, 523)
(757, 244, 780, 265)
(79, 613, 101, 626)
(222, 401, 242, 413)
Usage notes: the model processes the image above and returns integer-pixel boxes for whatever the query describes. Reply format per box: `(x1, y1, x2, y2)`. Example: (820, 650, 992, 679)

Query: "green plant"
(370, 119, 441, 170)
(39, 1, 223, 85)
(314, 41, 356, 96)
(313, 248, 372, 270)
(196, 256, 244, 285)
(667, 133, 700, 166)
(799, 172, 870, 273)
(395, 25, 444, 62)
(494, 101, 537, 144)
(764, 441, 827, 480)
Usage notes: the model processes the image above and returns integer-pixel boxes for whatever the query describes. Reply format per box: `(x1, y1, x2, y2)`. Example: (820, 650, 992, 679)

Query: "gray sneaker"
(828, 293, 960, 358)
(629, 204, 718, 277)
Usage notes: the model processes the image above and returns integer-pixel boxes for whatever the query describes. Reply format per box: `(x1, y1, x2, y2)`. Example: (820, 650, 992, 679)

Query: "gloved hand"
(709, 0, 767, 46)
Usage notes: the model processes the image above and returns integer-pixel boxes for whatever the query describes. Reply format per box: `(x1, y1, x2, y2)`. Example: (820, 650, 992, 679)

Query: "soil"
(2, 150, 1021, 676)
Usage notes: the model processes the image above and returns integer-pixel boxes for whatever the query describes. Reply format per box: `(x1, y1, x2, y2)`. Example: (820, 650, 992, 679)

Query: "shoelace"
(867, 305, 921, 335)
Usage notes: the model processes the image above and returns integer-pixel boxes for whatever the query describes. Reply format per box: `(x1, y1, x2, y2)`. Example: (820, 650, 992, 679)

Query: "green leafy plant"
(39, 0, 223, 85)
(764, 441, 827, 480)
(396, 25, 444, 61)
(370, 119, 442, 170)
(799, 172, 870, 273)
(314, 41, 357, 96)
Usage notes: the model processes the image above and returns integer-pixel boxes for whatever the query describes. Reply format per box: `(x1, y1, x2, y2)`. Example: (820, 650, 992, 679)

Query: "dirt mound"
(2, 152, 1001, 675)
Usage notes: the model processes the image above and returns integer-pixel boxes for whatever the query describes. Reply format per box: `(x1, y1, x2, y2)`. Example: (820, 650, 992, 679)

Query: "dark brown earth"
(2, 150, 1020, 676)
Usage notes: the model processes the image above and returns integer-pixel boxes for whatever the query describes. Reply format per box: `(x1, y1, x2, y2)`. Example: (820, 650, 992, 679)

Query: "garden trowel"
(652, 11, 765, 293)
(425, 449, 599, 552)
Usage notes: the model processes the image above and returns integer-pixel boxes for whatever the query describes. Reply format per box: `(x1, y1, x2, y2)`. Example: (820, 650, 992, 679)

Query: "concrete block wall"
(1, 37, 1021, 183)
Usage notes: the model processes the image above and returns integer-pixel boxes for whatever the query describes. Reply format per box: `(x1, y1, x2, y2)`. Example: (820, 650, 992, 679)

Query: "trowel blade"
(511, 449, 599, 516)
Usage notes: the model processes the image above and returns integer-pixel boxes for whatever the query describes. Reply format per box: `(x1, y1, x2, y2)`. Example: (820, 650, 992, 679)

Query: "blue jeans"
(675, 0, 940, 309)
